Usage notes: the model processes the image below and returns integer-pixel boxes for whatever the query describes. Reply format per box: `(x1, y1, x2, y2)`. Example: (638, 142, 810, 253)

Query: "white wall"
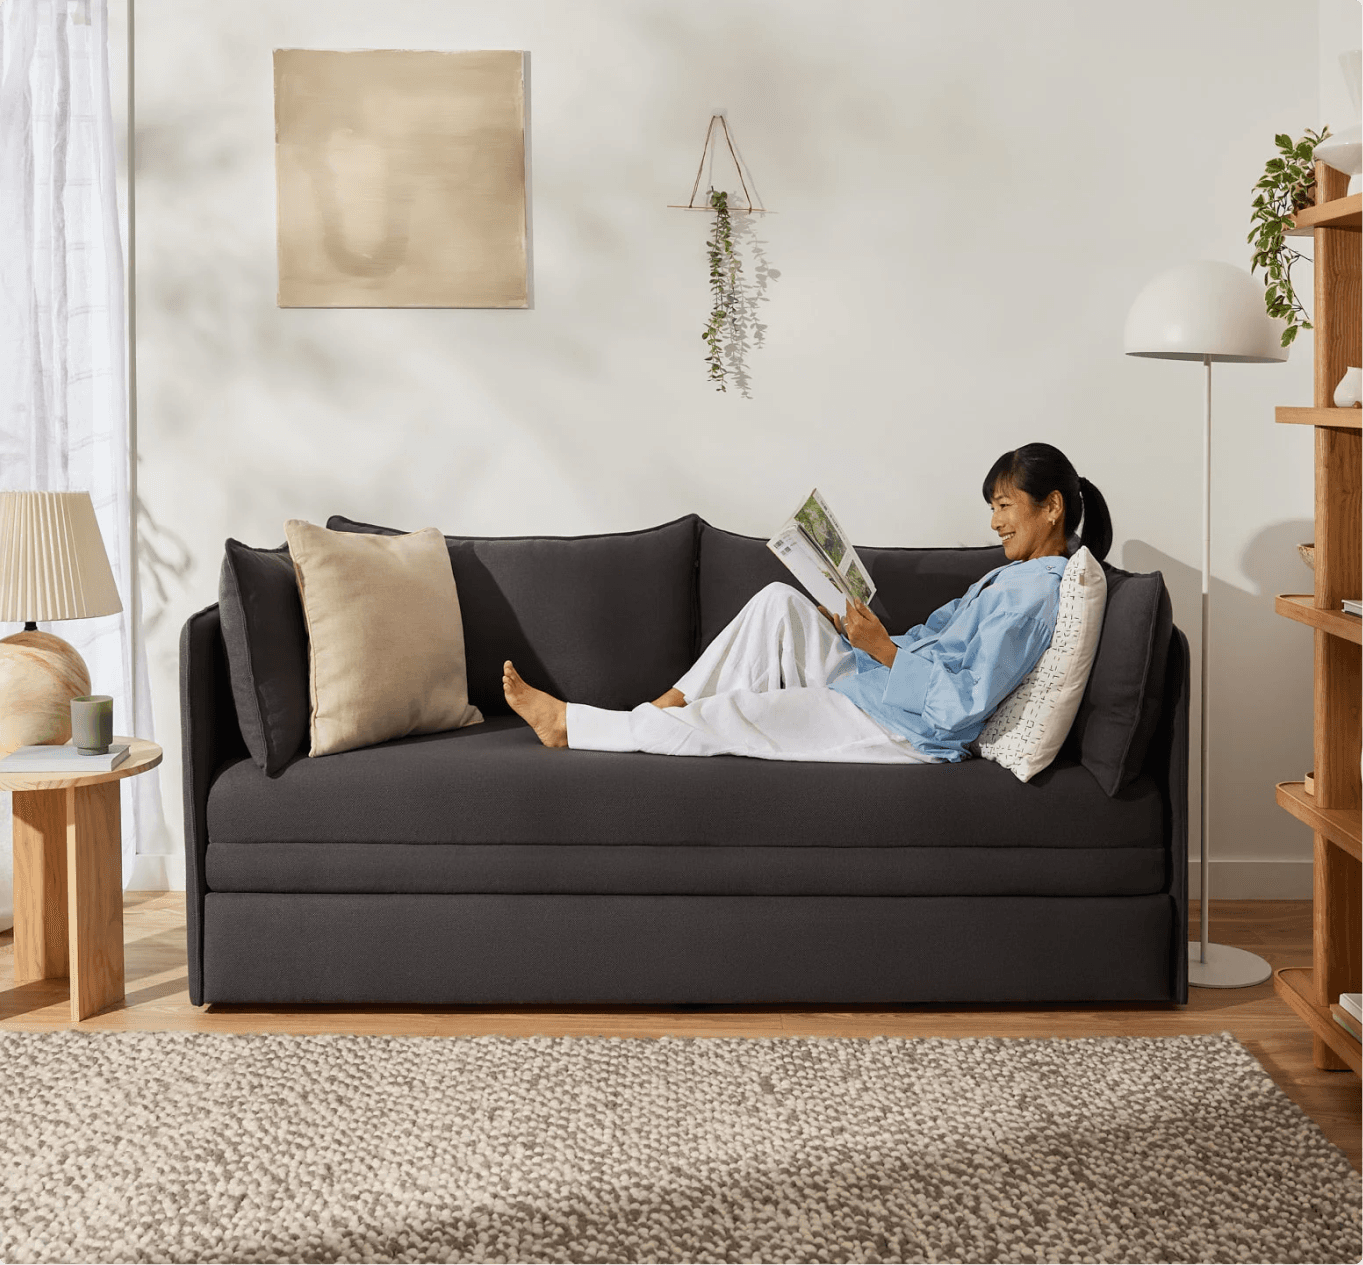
(128, 0, 1329, 896)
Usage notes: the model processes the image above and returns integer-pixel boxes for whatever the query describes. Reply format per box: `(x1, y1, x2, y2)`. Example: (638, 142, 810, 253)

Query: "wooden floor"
(1, 894, 1357, 1168)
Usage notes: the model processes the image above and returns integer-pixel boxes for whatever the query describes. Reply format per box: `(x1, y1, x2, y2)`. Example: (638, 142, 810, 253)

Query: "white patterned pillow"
(971, 547, 1107, 782)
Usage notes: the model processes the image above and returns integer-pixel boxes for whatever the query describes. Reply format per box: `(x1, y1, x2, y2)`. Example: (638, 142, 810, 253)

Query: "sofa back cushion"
(1062, 564, 1173, 796)
(696, 521, 1005, 649)
(327, 514, 700, 714)
(697, 522, 1175, 794)
(218, 539, 311, 775)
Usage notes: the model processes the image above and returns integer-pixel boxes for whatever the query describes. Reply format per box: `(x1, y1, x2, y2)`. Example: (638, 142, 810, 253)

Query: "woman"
(504, 443, 1112, 763)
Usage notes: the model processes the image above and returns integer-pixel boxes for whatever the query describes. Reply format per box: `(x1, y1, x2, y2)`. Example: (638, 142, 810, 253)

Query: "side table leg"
(66, 781, 124, 1021)
(12, 789, 69, 983)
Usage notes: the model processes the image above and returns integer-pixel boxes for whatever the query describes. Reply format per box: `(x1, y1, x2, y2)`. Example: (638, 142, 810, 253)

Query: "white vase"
(1333, 367, 1362, 409)
(1319, 51, 1362, 193)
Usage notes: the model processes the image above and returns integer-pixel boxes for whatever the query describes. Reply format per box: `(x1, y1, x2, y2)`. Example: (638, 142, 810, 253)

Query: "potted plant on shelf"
(1247, 126, 1330, 348)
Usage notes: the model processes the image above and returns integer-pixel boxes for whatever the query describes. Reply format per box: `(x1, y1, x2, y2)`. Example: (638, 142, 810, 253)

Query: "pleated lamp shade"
(0, 491, 122, 623)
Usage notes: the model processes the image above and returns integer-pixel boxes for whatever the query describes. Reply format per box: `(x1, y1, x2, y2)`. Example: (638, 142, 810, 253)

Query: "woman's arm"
(883, 609, 1053, 734)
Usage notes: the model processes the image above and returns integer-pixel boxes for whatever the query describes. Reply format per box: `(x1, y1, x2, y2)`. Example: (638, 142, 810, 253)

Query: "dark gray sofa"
(181, 514, 1189, 1006)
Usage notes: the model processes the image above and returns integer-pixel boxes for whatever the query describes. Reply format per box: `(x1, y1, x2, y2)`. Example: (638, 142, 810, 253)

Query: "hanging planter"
(671, 115, 774, 395)
(702, 190, 739, 390)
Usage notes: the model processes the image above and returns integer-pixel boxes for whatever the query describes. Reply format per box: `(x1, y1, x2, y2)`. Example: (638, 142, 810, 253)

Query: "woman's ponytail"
(982, 443, 1113, 562)
(1075, 477, 1113, 562)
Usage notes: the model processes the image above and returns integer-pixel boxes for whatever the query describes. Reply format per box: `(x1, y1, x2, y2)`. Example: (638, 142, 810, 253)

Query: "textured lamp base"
(1187, 941, 1273, 989)
(0, 630, 92, 755)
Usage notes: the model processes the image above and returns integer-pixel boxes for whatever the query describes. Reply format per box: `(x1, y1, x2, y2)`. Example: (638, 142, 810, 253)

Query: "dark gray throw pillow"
(1063, 566, 1173, 796)
(327, 514, 700, 716)
(218, 539, 311, 776)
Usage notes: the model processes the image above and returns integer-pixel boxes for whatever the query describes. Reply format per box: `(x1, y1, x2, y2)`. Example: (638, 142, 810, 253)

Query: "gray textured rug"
(0, 1030, 1356, 1264)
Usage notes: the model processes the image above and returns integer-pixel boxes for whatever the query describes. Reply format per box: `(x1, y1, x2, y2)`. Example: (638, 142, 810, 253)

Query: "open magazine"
(767, 489, 876, 611)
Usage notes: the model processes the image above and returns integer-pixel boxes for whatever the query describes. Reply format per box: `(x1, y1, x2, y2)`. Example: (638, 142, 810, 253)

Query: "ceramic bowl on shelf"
(1298, 542, 1315, 570)
(1314, 123, 1362, 185)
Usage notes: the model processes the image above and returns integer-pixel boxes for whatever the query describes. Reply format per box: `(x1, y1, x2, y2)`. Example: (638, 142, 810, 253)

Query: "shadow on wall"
(1123, 518, 1316, 857)
(720, 211, 781, 400)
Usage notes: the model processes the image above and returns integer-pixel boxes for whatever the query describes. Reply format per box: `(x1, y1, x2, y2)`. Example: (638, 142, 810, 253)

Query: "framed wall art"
(274, 49, 527, 308)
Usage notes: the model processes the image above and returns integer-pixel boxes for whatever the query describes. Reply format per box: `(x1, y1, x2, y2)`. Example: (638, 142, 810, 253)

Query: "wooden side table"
(2, 737, 162, 1021)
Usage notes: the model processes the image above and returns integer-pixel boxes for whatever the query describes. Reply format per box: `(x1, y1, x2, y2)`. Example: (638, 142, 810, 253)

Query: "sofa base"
(201, 892, 1182, 1005)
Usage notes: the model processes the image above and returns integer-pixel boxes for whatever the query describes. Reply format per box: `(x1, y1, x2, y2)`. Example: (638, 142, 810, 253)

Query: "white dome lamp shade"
(1124, 260, 1289, 363)
(1124, 261, 1287, 991)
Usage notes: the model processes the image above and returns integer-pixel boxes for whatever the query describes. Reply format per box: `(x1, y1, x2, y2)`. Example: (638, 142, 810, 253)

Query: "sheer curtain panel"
(0, 0, 164, 922)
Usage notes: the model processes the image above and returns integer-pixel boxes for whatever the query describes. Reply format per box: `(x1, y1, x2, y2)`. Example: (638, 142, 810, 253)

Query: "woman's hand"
(818, 599, 898, 667)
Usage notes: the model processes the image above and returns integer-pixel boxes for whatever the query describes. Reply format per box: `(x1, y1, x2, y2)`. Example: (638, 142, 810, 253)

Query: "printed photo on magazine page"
(767, 489, 876, 610)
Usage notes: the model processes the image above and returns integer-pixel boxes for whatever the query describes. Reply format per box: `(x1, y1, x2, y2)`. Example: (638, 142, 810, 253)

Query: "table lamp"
(1124, 260, 1287, 988)
(0, 491, 123, 753)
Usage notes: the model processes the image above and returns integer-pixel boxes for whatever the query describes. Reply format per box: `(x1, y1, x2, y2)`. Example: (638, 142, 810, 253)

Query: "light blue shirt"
(831, 555, 1068, 762)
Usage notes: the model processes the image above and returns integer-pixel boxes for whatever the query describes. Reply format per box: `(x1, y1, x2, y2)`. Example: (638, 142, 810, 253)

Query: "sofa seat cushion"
(206, 717, 1166, 897)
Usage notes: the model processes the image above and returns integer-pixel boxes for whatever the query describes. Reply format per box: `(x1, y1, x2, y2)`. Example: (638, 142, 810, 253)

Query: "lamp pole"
(1199, 356, 1211, 963)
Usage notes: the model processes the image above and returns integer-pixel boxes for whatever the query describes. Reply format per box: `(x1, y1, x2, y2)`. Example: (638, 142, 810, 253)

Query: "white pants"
(565, 583, 934, 763)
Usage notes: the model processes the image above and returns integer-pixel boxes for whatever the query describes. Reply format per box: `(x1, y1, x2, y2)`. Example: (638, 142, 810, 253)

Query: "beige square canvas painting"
(275, 49, 527, 308)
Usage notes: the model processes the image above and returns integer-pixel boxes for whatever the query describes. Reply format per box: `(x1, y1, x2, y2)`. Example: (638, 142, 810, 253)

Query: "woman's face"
(989, 479, 1064, 562)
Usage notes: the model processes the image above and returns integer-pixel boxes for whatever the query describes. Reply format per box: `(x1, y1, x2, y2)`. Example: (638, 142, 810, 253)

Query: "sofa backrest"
(695, 521, 1006, 648)
(695, 521, 1173, 793)
(321, 513, 1174, 792)
(328, 514, 700, 715)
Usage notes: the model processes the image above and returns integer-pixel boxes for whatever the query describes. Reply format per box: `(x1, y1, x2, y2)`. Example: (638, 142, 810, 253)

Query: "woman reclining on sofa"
(504, 442, 1113, 764)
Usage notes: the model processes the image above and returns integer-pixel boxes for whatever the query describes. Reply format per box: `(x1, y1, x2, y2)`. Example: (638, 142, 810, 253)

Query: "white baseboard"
(127, 852, 186, 892)
(1188, 859, 1313, 900)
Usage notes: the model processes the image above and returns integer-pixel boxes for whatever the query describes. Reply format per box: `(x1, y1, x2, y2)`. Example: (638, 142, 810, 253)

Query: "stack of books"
(1343, 599, 1362, 617)
(1333, 993, 1362, 1041)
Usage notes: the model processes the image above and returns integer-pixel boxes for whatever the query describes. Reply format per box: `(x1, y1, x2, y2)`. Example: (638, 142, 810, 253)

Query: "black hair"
(981, 443, 1113, 562)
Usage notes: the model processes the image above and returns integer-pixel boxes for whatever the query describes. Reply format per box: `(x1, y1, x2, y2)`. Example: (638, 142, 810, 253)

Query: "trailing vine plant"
(1248, 126, 1330, 348)
(703, 189, 741, 391)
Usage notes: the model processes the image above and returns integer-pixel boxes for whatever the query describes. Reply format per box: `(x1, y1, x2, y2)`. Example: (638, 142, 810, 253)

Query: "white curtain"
(0, 0, 165, 920)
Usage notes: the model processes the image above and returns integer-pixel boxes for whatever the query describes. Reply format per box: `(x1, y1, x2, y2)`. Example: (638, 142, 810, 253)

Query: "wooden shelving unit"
(1277, 968, 1361, 1075)
(1274, 594, 1363, 643)
(1286, 191, 1362, 234)
(1276, 781, 1362, 859)
(1275, 406, 1362, 430)
(1272, 165, 1362, 1076)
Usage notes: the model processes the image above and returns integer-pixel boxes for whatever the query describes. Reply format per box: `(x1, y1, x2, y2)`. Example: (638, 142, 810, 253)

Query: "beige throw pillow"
(284, 520, 483, 757)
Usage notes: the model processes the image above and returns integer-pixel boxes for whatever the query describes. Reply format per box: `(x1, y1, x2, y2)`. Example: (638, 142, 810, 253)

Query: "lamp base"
(0, 629, 92, 755)
(1187, 941, 1273, 989)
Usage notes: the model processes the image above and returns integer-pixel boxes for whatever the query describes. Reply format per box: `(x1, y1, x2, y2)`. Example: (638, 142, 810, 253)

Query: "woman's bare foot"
(651, 688, 686, 709)
(502, 661, 568, 748)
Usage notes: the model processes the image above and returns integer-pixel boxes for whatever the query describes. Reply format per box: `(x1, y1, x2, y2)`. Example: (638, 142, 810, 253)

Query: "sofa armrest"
(180, 602, 247, 1005)
(1145, 623, 1190, 1003)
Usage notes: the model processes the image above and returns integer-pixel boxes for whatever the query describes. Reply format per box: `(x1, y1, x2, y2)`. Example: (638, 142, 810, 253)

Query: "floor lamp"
(1124, 260, 1288, 989)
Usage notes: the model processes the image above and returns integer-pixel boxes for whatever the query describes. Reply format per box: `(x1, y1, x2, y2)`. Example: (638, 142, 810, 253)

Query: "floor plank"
(0, 894, 1357, 1168)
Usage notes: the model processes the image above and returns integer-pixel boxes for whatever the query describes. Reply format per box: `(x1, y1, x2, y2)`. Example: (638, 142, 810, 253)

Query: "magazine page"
(766, 488, 877, 610)
(791, 489, 875, 603)
(767, 526, 851, 610)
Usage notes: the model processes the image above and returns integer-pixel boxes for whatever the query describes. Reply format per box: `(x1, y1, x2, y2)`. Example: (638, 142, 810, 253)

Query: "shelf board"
(1287, 193, 1363, 235)
(1275, 406, 1363, 430)
(1276, 781, 1363, 861)
(1274, 967, 1362, 1075)
(1274, 594, 1363, 644)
